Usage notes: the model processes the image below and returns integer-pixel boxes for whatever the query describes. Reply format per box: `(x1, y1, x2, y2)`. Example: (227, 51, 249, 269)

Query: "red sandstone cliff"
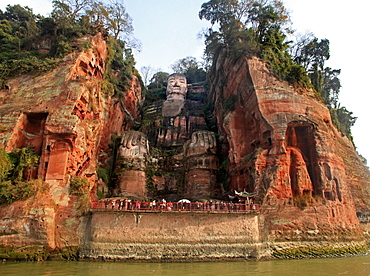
(209, 50, 370, 242)
(0, 33, 143, 255)
(0, 35, 369, 260)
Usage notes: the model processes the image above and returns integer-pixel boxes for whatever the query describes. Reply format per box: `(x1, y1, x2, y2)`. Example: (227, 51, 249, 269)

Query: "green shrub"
(69, 176, 89, 196)
(0, 148, 13, 182)
(97, 167, 109, 184)
(52, 39, 73, 58)
(293, 194, 316, 209)
(0, 148, 43, 205)
(8, 147, 39, 181)
(96, 190, 104, 200)
(218, 158, 229, 191)
(82, 41, 92, 52)
(221, 94, 238, 117)
(0, 179, 40, 205)
(187, 92, 206, 102)
(145, 87, 166, 103)
(286, 64, 311, 85)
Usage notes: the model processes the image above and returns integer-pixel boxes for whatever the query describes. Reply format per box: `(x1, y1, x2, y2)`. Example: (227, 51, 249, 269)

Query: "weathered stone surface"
(162, 99, 185, 117)
(80, 211, 263, 260)
(119, 131, 149, 161)
(116, 131, 149, 199)
(0, 34, 369, 261)
(208, 52, 369, 241)
(183, 131, 220, 199)
(0, 33, 143, 252)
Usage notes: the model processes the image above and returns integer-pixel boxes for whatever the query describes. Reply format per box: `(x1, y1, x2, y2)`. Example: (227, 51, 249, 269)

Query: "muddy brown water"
(1, 255, 370, 276)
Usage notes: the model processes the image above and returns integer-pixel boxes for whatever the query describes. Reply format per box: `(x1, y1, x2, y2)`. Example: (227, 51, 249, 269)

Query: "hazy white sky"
(1, 0, 369, 164)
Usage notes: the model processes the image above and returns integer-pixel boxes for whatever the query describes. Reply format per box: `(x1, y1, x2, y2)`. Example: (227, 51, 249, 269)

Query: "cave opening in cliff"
(262, 130, 272, 147)
(24, 112, 48, 134)
(13, 112, 48, 154)
(286, 122, 319, 197)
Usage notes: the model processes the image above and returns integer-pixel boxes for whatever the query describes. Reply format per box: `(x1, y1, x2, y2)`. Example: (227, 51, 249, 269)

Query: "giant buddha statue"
(162, 73, 188, 117)
(123, 73, 221, 201)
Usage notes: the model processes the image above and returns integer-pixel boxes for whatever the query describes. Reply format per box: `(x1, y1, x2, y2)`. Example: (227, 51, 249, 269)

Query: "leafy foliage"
(0, 148, 13, 182)
(171, 56, 207, 84)
(292, 35, 355, 137)
(322, 67, 341, 108)
(199, 0, 356, 139)
(218, 158, 229, 191)
(144, 87, 166, 103)
(87, 0, 137, 45)
(97, 167, 109, 184)
(0, 147, 41, 204)
(0, 1, 140, 88)
(69, 176, 90, 196)
(105, 37, 139, 97)
(222, 94, 238, 116)
(0, 179, 39, 205)
(147, 71, 169, 90)
(200, 0, 306, 86)
(7, 147, 39, 181)
(330, 107, 357, 138)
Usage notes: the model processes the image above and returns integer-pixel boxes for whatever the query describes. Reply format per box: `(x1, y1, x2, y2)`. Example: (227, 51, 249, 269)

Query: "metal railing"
(91, 200, 259, 213)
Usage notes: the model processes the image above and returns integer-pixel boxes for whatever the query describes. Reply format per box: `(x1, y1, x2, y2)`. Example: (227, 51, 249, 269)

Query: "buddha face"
(166, 74, 187, 100)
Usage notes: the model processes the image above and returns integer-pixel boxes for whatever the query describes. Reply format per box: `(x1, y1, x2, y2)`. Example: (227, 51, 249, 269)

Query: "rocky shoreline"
(0, 240, 368, 262)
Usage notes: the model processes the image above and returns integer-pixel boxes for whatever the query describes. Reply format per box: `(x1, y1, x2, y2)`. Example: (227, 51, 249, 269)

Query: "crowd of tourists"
(91, 199, 258, 212)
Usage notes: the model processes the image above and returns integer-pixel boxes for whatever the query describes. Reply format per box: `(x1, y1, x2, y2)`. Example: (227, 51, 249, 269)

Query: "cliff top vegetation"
(0, 0, 358, 147)
(198, 0, 356, 141)
(0, 0, 142, 95)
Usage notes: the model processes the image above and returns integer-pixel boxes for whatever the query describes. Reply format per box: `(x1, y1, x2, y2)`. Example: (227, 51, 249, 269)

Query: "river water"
(1, 255, 370, 276)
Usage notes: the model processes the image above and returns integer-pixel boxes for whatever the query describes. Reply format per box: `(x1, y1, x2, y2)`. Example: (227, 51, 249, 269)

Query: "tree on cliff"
(199, 0, 290, 54)
(0, 147, 40, 204)
(2, 4, 39, 37)
(171, 56, 206, 84)
(0, 1, 142, 91)
(199, 0, 357, 139)
(199, 0, 295, 80)
(291, 36, 341, 109)
(140, 66, 154, 87)
(60, 0, 93, 19)
(291, 34, 356, 138)
(199, 0, 258, 61)
(87, 1, 130, 40)
(148, 71, 169, 90)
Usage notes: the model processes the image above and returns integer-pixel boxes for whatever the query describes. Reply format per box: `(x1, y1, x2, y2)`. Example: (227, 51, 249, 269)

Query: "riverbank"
(0, 240, 368, 262)
(1, 209, 367, 262)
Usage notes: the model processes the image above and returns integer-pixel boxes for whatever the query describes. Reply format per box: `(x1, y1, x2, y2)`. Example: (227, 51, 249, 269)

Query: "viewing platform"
(91, 200, 259, 213)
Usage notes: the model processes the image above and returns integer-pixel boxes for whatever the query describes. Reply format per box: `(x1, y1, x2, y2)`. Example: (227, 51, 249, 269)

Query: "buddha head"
(166, 73, 187, 100)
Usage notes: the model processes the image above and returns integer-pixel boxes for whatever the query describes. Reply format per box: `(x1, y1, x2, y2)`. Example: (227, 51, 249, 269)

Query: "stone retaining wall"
(79, 211, 265, 260)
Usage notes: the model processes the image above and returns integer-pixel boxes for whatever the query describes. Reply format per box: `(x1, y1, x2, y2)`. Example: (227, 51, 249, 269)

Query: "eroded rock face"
(0, 33, 369, 259)
(0, 33, 143, 252)
(208, 52, 369, 241)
